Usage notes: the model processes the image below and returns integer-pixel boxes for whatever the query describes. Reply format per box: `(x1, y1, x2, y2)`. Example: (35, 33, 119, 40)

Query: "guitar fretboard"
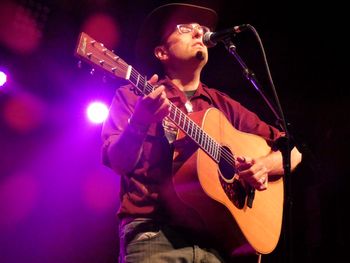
(129, 67, 221, 162)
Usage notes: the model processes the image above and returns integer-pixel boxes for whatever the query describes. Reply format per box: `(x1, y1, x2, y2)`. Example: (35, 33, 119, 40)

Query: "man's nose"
(193, 27, 203, 38)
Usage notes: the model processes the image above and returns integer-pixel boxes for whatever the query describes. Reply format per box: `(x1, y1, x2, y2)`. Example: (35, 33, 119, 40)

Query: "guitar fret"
(207, 135, 212, 155)
(193, 122, 196, 139)
(176, 109, 181, 125)
(211, 139, 215, 158)
(173, 107, 177, 123)
(215, 142, 220, 161)
(185, 116, 190, 133)
(138, 75, 144, 93)
(180, 112, 185, 130)
(209, 138, 213, 157)
(214, 141, 218, 160)
(135, 73, 140, 87)
(189, 121, 193, 138)
(129, 68, 137, 87)
(166, 106, 219, 162)
(195, 127, 200, 144)
(141, 76, 147, 94)
(213, 141, 217, 160)
(198, 128, 202, 144)
(202, 133, 207, 152)
(192, 122, 196, 140)
(182, 114, 187, 132)
(179, 110, 183, 126)
(146, 83, 153, 94)
(207, 136, 211, 155)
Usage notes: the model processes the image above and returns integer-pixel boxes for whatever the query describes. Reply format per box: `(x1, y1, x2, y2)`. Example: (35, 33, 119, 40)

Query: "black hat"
(134, 3, 218, 76)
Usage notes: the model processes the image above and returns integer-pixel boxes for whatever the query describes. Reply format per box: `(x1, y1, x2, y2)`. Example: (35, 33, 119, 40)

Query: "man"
(101, 3, 302, 263)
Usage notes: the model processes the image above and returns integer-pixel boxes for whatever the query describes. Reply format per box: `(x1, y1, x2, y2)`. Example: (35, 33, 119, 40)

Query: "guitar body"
(171, 108, 284, 255)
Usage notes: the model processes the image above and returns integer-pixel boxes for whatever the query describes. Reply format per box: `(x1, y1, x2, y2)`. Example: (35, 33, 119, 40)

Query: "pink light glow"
(81, 170, 118, 212)
(0, 172, 39, 229)
(86, 101, 109, 124)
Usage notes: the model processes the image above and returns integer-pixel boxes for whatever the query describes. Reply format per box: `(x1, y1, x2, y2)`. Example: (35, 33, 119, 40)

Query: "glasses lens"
(177, 24, 210, 34)
(178, 24, 192, 33)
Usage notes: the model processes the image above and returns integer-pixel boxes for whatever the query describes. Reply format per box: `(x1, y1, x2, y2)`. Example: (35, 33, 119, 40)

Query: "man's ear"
(154, 45, 168, 61)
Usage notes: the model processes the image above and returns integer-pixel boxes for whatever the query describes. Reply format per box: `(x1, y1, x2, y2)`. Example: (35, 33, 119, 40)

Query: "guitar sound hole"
(219, 146, 246, 209)
(218, 146, 236, 181)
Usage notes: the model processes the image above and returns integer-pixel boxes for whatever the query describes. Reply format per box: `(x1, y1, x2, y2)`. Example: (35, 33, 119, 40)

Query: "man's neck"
(171, 77, 200, 92)
(166, 66, 202, 92)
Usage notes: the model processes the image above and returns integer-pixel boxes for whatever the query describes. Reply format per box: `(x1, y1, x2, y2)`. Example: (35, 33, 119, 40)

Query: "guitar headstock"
(75, 32, 131, 80)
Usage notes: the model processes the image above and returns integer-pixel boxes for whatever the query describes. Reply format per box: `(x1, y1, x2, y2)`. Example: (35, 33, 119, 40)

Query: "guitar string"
(128, 69, 237, 167)
(93, 48, 237, 166)
(127, 68, 237, 166)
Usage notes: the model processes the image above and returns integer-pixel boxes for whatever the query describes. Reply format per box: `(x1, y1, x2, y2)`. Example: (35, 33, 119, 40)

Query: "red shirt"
(101, 77, 282, 222)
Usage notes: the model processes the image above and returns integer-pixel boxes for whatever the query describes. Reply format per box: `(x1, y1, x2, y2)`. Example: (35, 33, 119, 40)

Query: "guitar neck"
(75, 32, 221, 162)
(128, 67, 221, 163)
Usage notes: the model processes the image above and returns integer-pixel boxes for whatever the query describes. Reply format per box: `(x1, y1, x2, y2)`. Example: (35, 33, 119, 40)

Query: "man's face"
(160, 23, 209, 65)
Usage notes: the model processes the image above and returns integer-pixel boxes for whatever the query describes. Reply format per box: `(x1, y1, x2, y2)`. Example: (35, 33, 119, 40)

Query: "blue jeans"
(118, 218, 226, 263)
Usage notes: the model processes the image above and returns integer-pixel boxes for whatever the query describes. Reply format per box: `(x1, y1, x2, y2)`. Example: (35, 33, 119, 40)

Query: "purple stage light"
(0, 71, 7, 87)
(86, 101, 109, 124)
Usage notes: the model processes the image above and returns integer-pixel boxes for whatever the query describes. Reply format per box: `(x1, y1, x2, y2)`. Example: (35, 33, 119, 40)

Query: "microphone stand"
(222, 37, 294, 263)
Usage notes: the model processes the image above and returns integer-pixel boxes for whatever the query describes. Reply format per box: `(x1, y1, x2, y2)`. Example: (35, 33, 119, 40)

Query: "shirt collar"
(158, 76, 213, 104)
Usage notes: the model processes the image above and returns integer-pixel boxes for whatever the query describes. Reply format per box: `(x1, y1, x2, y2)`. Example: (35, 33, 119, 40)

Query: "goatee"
(195, 51, 205, 61)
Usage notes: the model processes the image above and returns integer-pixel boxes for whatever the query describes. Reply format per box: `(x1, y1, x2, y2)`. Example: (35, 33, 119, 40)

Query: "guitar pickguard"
(218, 146, 246, 209)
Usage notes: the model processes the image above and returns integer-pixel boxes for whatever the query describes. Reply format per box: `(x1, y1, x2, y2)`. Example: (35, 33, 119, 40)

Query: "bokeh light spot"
(0, 1, 42, 54)
(3, 92, 47, 133)
(86, 101, 109, 124)
(0, 71, 7, 87)
(81, 13, 120, 49)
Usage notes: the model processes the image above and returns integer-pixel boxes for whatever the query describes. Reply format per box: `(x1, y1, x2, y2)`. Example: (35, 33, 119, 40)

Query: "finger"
(236, 156, 246, 163)
(154, 100, 171, 120)
(253, 169, 268, 190)
(257, 183, 267, 191)
(256, 177, 268, 190)
(238, 165, 266, 184)
(148, 74, 159, 84)
(236, 160, 254, 172)
(144, 91, 168, 114)
(236, 156, 254, 165)
(152, 90, 167, 107)
(149, 85, 165, 99)
(142, 86, 165, 106)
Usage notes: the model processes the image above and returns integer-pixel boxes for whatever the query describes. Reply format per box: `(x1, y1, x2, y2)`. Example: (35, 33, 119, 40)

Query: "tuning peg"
(90, 68, 95, 75)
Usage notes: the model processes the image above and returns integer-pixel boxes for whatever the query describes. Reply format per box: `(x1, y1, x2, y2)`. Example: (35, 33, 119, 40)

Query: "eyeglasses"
(176, 24, 210, 35)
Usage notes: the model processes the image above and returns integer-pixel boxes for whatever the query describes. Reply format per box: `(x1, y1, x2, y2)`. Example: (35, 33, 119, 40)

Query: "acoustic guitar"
(75, 32, 284, 255)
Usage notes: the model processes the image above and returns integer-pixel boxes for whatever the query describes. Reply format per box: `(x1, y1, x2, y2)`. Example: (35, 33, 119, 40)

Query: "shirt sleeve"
(101, 85, 138, 167)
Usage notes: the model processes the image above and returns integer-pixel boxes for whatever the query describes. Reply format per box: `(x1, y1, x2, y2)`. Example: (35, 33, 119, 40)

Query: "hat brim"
(135, 3, 218, 75)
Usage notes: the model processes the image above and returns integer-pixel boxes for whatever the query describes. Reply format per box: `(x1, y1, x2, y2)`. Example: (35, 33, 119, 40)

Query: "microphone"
(203, 24, 248, 47)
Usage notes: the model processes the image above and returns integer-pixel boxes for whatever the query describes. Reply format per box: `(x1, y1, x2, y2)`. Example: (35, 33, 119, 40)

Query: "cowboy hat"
(134, 3, 218, 75)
